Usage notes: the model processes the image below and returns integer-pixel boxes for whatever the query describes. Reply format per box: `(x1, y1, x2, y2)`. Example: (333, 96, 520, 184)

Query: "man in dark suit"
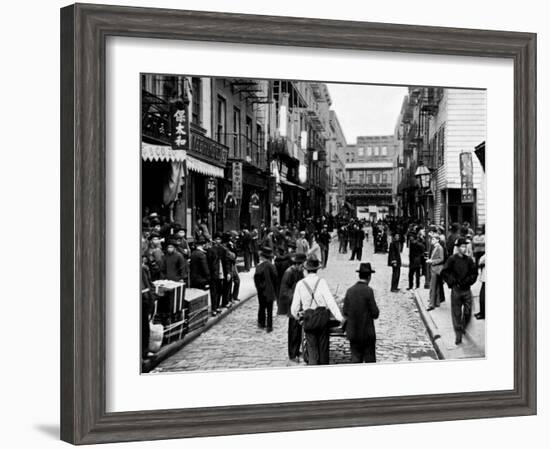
(253, 247, 278, 332)
(189, 236, 210, 290)
(388, 233, 402, 292)
(408, 234, 425, 290)
(349, 224, 365, 261)
(206, 232, 227, 316)
(343, 263, 380, 363)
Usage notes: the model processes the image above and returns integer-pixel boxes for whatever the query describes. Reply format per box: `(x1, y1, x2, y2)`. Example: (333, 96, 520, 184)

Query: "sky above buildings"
(327, 83, 408, 144)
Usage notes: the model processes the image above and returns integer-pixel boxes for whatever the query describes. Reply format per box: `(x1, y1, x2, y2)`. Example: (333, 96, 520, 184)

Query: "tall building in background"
(344, 135, 400, 221)
(327, 111, 347, 215)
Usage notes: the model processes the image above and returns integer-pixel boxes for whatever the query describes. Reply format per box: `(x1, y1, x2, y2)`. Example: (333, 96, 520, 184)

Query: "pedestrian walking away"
(291, 255, 343, 365)
(253, 247, 279, 332)
(343, 263, 380, 363)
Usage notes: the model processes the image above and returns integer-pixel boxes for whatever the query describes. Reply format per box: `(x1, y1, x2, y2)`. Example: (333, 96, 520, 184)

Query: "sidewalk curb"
(142, 288, 257, 373)
(411, 290, 444, 360)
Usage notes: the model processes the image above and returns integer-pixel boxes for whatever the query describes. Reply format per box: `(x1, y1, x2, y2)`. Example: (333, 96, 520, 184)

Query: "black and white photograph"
(140, 75, 487, 373)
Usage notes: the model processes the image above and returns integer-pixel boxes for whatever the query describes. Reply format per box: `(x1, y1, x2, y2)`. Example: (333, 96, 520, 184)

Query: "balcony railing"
(142, 90, 172, 145)
(142, 90, 229, 166)
(220, 133, 267, 170)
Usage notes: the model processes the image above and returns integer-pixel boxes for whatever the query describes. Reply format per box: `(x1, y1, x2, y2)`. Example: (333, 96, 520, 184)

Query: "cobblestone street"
(153, 237, 437, 373)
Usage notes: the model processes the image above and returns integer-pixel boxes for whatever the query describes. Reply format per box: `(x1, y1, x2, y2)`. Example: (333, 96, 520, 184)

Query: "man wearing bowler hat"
(253, 247, 278, 332)
(442, 237, 478, 344)
(291, 254, 343, 365)
(279, 252, 307, 361)
(343, 263, 380, 363)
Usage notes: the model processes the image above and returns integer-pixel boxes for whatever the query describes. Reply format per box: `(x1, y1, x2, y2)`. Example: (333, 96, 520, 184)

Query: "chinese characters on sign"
(232, 162, 243, 200)
(207, 177, 217, 212)
(460, 151, 474, 203)
(170, 99, 189, 151)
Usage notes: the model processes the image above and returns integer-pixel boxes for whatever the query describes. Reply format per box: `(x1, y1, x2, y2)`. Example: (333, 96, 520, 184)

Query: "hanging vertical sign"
(460, 152, 474, 203)
(170, 97, 189, 151)
(232, 162, 243, 199)
(207, 177, 217, 212)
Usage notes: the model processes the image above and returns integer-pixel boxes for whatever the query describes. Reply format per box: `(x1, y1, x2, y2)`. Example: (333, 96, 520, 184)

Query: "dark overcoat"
(278, 265, 304, 315)
(189, 249, 210, 288)
(408, 239, 425, 269)
(388, 241, 402, 267)
(343, 282, 380, 345)
(253, 260, 278, 303)
(206, 243, 227, 280)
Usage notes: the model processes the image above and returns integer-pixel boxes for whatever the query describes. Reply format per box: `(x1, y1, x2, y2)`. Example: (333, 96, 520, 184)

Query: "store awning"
(280, 179, 306, 190)
(141, 142, 187, 162)
(187, 154, 224, 178)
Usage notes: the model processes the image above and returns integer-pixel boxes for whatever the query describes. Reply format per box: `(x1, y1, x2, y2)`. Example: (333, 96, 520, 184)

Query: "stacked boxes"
(184, 288, 209, 333)
(152, 280, 187, 344)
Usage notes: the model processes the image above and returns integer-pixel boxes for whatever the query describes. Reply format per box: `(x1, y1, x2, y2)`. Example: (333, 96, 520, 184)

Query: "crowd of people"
(141, 210, 485, 362)
(381, 218, 486, 345)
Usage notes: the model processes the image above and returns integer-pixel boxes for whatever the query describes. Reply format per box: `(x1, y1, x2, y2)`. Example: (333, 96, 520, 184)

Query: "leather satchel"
(302, 279, 330, 333)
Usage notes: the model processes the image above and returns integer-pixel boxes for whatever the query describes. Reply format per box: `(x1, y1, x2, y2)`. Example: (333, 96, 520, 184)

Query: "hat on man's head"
(356, 263, 376, 275)
(303, 254, 321, 271)
(260, 246, 273, 258)
(221, 232, 231, 244)
(195, 235, 207, 245)
(455, 237, 469, 247)
(291, 253, 307, 264)
(213, 232, 222, 241)
(165, 238, 178, 247)
(147, 232, 161, 241)
(288, 240, 297, 249)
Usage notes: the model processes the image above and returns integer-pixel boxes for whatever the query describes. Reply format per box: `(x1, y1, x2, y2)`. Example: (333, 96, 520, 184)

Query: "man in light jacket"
(426, 234, 445, 310)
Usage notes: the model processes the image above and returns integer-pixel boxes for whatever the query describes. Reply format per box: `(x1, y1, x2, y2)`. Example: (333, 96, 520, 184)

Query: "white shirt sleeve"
(319, 279, 343, 322)
(291, 281, 303, 319)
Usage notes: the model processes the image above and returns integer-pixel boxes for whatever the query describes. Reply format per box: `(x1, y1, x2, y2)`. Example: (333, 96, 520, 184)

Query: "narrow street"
(153, 236, 437, 373)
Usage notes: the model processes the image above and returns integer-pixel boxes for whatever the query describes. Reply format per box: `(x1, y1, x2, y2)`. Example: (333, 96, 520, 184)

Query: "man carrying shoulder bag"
(291, 255, 343, 365)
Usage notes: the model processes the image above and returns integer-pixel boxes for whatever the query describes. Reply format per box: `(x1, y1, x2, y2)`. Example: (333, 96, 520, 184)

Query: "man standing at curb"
(207, 232, 227, 317)
(442, 237, 478, 344)
(426, 233, 445, 311)
(388, 233, 401, 292)
(343, 263, 380, 363)
(253, 247, 278, 333)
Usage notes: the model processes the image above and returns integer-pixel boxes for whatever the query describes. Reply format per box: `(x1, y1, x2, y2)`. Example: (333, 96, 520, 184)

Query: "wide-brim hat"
(260, 246, 273, 258)
(303, 255, 321, 271)
(356, 263, 376, 275)
(291, 253, 307, 264)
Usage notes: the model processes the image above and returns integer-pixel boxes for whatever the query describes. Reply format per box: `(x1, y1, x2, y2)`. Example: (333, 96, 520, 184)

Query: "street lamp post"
(414, 161, 431, 223)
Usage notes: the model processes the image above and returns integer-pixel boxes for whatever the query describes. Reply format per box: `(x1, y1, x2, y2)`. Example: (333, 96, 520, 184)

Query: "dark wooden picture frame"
(60, 3, 536, 444)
